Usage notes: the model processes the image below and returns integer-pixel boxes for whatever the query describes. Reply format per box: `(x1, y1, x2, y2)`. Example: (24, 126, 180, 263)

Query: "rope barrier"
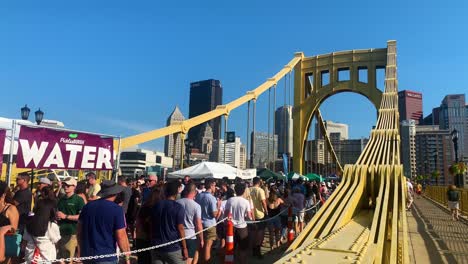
(33, 203, 323, 263)
(245, 204, 319, 224)
(35, 217, 229, 264)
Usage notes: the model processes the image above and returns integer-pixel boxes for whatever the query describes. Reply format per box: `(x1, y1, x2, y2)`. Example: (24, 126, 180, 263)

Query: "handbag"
(5, 231, 22, 257)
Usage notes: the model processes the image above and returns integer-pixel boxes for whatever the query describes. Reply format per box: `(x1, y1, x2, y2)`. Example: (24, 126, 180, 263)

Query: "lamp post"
(451, 129, 461, 187)
(20, 105, 44, 191)
(184, 139, 193, 168)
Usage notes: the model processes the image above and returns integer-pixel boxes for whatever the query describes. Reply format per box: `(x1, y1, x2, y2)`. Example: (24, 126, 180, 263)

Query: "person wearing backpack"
(447, 185, 460, 221)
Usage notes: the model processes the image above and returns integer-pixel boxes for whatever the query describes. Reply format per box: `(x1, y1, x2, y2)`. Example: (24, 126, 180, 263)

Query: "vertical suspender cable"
(172, 133, 177, 169)
(267, 87, 271, 169)
(283, 77, 287, 173)
(224, 115, 228, 164)
(252, 100, 256, 168)
(273, 84, 277, 172)
(180, 133, 185, 170)
(246, 101, 250, 168)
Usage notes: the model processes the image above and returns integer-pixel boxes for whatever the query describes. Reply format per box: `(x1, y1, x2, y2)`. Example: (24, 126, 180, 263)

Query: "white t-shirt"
(224, 196, 251, 228)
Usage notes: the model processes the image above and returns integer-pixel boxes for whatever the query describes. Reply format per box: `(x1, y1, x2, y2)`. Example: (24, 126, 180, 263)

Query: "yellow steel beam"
(116, 53, 303, 150)
(316, 109, 344, 173)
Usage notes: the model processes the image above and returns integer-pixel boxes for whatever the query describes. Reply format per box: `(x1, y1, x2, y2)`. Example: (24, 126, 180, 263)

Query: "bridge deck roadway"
(408, 196, 468, 264)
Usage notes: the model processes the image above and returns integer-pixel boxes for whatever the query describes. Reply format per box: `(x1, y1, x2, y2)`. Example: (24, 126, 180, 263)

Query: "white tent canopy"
(168, 162, 256, 180)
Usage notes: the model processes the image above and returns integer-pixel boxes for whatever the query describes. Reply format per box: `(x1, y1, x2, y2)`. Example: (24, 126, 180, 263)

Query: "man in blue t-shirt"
(78, 180, 131, 264)
(151, 181, 188, 264)
(195, 178, 220, 264)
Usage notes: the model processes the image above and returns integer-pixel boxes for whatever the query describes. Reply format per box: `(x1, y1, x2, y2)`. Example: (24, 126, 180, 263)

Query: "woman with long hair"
(0, 181, 19, 231)
(267, 189, 284, 249)
(447, 185, 460, 221)
(24, 187, 61, 263)
(75, 180, 88, 204)
(135, 186, 162, 264)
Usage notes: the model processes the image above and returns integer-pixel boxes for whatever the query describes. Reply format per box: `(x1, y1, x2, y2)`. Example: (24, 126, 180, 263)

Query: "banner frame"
(9, 123, 120, 185)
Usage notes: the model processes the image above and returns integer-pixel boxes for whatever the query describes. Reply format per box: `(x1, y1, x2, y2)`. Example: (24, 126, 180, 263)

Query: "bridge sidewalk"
(407, 196, 468, 264)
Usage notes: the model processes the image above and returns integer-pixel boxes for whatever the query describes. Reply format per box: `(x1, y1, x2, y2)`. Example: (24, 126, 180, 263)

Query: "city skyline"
(1, 1, 468, 152)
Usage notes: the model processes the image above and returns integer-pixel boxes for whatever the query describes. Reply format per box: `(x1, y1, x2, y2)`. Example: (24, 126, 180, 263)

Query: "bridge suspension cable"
(115, 55, 302, 150)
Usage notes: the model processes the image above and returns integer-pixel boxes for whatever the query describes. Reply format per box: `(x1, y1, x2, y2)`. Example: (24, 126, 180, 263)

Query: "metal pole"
(224, 115, 228, 164)
(115, 136, 122, 182)
(180, 133, 185, 170)
(7, 120, 16, 186)
(246, 101, 250, 169)
(251, 100, 256, 168)
(267, 87, 271, 169)
(273, 84, 276, 172)
(172, 133, 178, 169)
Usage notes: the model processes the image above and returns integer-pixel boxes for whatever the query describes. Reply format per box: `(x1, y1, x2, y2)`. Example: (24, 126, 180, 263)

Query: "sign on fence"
(16, 126, 114, 170)
(0, 130, 5, 175)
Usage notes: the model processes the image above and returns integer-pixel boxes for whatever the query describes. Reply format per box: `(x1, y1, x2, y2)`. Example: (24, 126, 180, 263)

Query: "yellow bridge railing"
(425, 185, 468, 216)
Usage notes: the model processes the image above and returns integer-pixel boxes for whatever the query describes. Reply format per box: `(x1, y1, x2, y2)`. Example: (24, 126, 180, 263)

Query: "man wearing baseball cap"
(33, 177, 52, 206)
(56, 177, 85, 261)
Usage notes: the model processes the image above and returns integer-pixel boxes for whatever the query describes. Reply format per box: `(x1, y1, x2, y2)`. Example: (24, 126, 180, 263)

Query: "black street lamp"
(20, 105, 44, 125)
(21, 104, 30, 120)
(35, 108, 44, 125)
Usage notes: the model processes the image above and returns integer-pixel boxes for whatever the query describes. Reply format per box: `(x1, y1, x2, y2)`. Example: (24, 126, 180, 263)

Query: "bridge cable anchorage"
(35, 218, 228, 264)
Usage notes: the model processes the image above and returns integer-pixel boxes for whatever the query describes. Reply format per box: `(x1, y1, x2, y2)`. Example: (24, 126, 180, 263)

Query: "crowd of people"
(0, 171, 339, 264)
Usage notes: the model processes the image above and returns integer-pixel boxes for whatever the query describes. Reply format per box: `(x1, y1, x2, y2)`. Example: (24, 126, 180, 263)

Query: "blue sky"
(1, 0, 467, 151)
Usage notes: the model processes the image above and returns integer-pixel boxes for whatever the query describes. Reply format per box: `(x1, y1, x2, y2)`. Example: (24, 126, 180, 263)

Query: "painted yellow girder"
(276, 40, 410, 264)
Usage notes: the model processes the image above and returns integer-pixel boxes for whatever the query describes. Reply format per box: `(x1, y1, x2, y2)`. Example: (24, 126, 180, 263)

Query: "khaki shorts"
(57, 234, 78, 259)
(203, 226, 217, 241)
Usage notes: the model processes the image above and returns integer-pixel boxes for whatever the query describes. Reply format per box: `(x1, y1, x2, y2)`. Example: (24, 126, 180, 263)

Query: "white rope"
(35, 217, 228, 264)
(246, 207, 289, 224)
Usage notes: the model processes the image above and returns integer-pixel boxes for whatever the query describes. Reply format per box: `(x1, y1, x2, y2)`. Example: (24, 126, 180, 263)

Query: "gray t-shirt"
(177, 198, 202, 239)
(121, 186, 132, 214)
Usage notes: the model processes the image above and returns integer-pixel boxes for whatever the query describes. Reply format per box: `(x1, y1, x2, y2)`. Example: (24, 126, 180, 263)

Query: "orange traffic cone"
(225, 213, 234, 264)
(288, 228, 295, 245)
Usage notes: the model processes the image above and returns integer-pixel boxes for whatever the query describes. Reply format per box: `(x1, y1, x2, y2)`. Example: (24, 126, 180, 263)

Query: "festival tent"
(257, 168, 286, 181)
(287, 172, 305, 181)
(305, 173, 323, 182)
(168, 162, 256, 180)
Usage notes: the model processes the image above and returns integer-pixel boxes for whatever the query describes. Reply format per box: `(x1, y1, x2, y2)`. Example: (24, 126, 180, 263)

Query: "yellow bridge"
(110, 40, 408, 263)
(6, 40, 466, 263)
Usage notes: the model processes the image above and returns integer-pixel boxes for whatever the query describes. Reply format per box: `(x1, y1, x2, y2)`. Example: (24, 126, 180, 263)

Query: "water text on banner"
(16, 126, 114, 170)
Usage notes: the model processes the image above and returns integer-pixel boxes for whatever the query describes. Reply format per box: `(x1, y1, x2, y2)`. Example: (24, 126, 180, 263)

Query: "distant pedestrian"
(177, 183, 203, 264)
(447, 185, 460, 221)
(224, 183, 252, 264)
(142, 175, 158, 204)
(86, 172, 101, 201)
(118, 176, 132, 215)
(14, 172, 33, 234)
(406, 179, 414, 210)
(195, 178, 220, 263)
(151, 181, 188, 264)
(250, 177, 268, 259)
(78, 180, 130, 264)
(34, 177, 52, 205)
(24, 187, 60, 263)
(56, 177, 85, 261)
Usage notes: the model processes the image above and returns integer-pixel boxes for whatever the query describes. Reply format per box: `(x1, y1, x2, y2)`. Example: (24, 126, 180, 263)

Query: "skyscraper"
(164, 106, 185, 168)
(314, 120, 348, 140)
(188, 79, 223, 151)
(439, 94, 467, 158)
(415, 125, 454, 185)
(275, 106, 293, 156)
(210, 137, 244, 168)
(251, 132, 278, 168)
(398, 90, 423, 124)
(400, 120, 417, 178)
